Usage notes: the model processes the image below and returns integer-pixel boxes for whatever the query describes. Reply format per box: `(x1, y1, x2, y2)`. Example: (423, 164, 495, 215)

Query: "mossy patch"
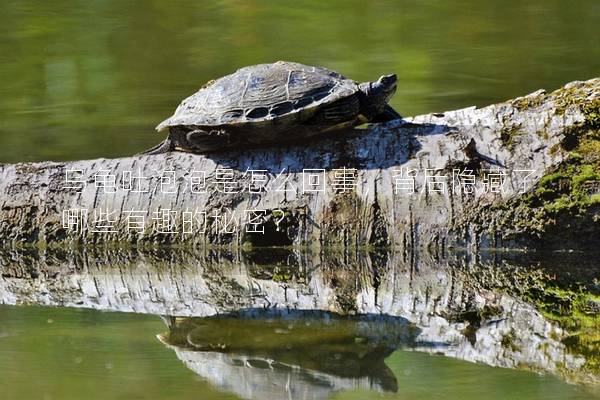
(583, 101, 600, 128)
(512, 91, 546, 111)
(534, 164, 600, 215)
(578, 138, 600, 168)
(502, 89, 600, 247)
(512, 272, 599, 376)
(501, 329, 522, 352)
(499, 124, 525, 147)
(543, 290, 599, 375)
(483, 79, 599, 248)
(553, 79, 600, 123)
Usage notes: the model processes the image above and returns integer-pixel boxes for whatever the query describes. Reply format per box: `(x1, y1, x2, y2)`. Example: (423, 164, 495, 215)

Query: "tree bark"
(0, 78, 598, 250)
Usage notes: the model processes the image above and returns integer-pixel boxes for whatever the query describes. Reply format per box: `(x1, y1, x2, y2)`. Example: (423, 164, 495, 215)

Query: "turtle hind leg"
(138, 138, 174, 155)
(371, 105, 403, 122)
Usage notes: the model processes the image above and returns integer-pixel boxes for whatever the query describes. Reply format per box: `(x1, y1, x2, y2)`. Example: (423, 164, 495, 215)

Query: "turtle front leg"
(371, 105, 403, 122)
(184, 128, 238, 153)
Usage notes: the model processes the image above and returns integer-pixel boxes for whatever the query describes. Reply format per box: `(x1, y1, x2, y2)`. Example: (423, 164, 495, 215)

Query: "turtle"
(142, 61, 401, 154)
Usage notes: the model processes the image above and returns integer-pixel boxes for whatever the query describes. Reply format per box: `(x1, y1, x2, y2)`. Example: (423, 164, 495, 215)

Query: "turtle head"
(358, 74, 397, 118)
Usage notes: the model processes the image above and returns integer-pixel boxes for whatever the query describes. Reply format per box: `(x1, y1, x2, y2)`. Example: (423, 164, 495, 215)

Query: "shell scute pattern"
(156, 61, 358, 131)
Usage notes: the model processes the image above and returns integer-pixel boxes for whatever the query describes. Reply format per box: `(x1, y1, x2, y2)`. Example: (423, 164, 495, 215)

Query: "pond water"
(0, 305, 596, 400)
(0, 0, 598, 162)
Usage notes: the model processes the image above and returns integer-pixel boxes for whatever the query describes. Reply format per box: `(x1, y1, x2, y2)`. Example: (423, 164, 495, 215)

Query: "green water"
(0, 305, 596, 400)
(0, 0, 598, 162)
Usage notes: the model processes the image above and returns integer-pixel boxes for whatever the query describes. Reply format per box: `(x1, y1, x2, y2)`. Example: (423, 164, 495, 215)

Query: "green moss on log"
(500, 82, 599, 246)
(530, 286, 599, 377)
(475, 265, 600, 379)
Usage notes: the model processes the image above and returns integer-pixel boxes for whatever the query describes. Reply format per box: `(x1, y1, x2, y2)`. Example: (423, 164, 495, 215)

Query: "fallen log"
(0, 78, 598, 250)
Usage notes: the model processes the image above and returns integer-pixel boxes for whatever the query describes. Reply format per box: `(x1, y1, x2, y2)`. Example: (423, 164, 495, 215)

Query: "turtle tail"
(138, 138, 174, 155)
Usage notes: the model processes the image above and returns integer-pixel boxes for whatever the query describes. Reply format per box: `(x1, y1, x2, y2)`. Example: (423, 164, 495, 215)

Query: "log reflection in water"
(0, 247, 597, 387)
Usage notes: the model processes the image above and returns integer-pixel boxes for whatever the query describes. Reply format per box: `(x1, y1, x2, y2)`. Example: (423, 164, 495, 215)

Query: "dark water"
(0, 305, 596, 400)
(0, 0, 599, 162)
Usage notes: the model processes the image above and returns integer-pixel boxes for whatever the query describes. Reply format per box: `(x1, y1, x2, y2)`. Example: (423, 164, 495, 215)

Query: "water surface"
(0, 0, 598, 162)
(0, 305, 596, 400)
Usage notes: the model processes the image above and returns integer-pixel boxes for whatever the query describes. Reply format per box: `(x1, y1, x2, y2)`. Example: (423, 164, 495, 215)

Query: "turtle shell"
(156, 61, 360, 132)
